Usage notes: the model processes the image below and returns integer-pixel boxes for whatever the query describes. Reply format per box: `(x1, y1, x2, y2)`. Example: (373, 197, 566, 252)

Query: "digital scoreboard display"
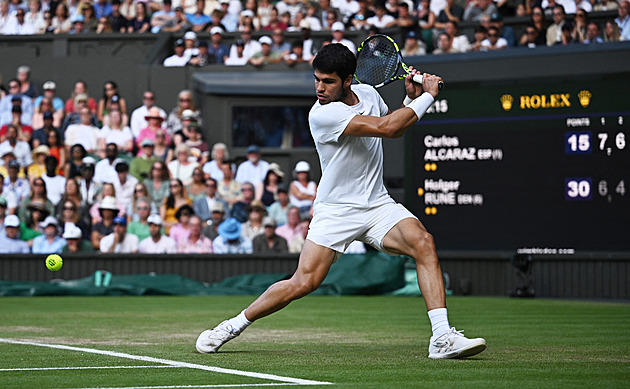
(406, 75, 629, 253)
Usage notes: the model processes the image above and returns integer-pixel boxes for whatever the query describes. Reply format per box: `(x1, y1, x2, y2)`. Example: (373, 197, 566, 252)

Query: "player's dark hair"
(312, 43, 356, 82)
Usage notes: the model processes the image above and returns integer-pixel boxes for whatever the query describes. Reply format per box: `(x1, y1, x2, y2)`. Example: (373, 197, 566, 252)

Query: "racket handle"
(412, 74, 445, 91)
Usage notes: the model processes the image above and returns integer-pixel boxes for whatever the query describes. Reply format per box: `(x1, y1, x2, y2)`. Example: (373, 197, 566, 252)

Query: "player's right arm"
(344, 74, 441, 139)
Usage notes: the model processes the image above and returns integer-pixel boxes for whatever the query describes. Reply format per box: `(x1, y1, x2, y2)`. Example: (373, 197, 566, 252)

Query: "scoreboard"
(406, 74, 629, 253)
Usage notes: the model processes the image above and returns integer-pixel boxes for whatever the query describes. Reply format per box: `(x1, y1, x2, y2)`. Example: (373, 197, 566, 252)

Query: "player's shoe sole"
(428, 327, 486, 359)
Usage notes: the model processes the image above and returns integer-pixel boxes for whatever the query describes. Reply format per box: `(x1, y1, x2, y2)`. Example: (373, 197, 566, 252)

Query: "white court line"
(0, 338, 332, 386)
(79, 384, 304, 389)
(0, 365, 177, 372)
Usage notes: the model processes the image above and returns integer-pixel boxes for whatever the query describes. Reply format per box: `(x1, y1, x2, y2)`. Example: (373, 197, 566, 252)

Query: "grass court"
(1, 295, 629, 388)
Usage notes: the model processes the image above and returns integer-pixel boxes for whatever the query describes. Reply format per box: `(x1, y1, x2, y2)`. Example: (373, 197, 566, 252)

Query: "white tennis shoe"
(428, 327, 486, 359)
(196, 320, 241, 353)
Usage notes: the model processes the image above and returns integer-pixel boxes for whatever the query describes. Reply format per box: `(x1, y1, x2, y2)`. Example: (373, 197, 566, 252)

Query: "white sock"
(226, 310, 252, 333)
(428, 308, 450, 338)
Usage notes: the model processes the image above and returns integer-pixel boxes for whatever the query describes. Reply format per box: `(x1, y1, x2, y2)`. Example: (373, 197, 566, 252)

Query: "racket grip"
(412, 74, 445, 91)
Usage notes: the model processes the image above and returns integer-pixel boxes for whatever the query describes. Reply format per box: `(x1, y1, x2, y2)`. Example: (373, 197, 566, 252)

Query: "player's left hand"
(405, 66, 424, 100)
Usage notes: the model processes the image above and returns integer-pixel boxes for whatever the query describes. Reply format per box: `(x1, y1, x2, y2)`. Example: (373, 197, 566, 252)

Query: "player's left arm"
(344, 73, 441, 139)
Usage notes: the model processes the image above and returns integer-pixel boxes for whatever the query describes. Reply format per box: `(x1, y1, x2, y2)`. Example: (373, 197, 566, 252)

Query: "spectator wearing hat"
(77, 156, 102, 205)
(20, 200, 50, 243)
(166, 89, 201, 140)
(248, 35, 283, 66)
(183, 31, 201, 57)
(31, 99, 60, 137)
(58, 198, 91, 241)
(186, 0, 212, 31)
(129, 91, 167, 139)
(70, 14, 87, 34)
(130, 139, 160, 181)
(228, 25, 262, 63)
(137, 107, 171, 151)
(138, 214, 177, 253)
(289, 161, 316, 217)
(224, 39, 248, 66)
(241, 199, 266, 240)
(201, 200, 226, 241)
(212, 217, 253, 254)
(401, 30, 427, 57)
(91, 195, 119, 251)
(169, 203, 194, 246)
(330, 21, 356, 52)
(100, 215, 139, 253)
(489, 12, 516, 47)
(0, 215, 30, 253)
(61, 93, 99, 134)
(26, 145, 50, 181)
(32, 216, 66, 254)
(33, 81, 65, 125)
(267, 184, 290, 226)
(217, 0, 238, 32)
(18, 177, 54, 221)
(235, 144, 269, 187)
(113, 159, 138, 210)
(89, 182, 126, 224)
(252, 216, 288, 253)
(255, 162, 284, 207)
(177, 214, 212, 253)
(164, 38, 190, 67)
(188, 39, 212, 67)
(0, 78, 34, 127)
(207, 26, 230, 64)
(62, 222, 95, 253)
(173, 109, 199, 146)
(0, 124, 32, 169)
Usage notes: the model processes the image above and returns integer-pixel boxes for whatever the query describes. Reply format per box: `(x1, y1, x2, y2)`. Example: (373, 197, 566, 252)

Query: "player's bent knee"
(288, 275, 321, 299)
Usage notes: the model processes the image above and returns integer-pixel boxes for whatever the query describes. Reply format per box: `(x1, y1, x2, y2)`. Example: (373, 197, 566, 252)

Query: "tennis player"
(197, 43, 486, 359)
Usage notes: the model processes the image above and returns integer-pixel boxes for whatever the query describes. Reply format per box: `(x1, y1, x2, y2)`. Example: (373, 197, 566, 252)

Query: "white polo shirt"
(308, 84, 390, 208)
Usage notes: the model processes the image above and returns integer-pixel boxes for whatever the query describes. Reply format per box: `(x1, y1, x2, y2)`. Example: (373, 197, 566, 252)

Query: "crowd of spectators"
(0, 0, 627, 65)
(0, 68, 371, 255)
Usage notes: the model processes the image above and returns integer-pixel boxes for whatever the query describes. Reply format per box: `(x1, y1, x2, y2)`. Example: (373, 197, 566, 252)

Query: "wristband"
(403, 95, 413, 106)
(407, 92, 435, 120)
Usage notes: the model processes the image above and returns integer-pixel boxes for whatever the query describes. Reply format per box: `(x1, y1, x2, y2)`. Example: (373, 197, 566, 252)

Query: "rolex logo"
(500, 94, 514, 111)
(578, 90, 591, 107)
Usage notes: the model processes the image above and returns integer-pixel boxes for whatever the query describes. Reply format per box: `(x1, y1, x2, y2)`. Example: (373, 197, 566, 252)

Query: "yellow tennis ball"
(46, 254, 63, 271)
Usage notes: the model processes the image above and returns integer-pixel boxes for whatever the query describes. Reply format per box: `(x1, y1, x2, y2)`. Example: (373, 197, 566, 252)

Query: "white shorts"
(306, 199, 418, 258)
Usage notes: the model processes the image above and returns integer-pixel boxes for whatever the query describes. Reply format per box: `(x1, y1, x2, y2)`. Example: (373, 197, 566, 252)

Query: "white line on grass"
(79, 384, 307, 388)
(0, 338, 332, 386)
(0, 365, 178, 372)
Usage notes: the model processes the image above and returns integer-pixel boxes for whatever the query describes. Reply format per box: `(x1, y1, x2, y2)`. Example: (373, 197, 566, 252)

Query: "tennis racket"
(355, 34, 444, 90)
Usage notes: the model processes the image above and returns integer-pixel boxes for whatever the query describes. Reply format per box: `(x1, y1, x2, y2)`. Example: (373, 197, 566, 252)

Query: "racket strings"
(356, 37, 400, 85)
